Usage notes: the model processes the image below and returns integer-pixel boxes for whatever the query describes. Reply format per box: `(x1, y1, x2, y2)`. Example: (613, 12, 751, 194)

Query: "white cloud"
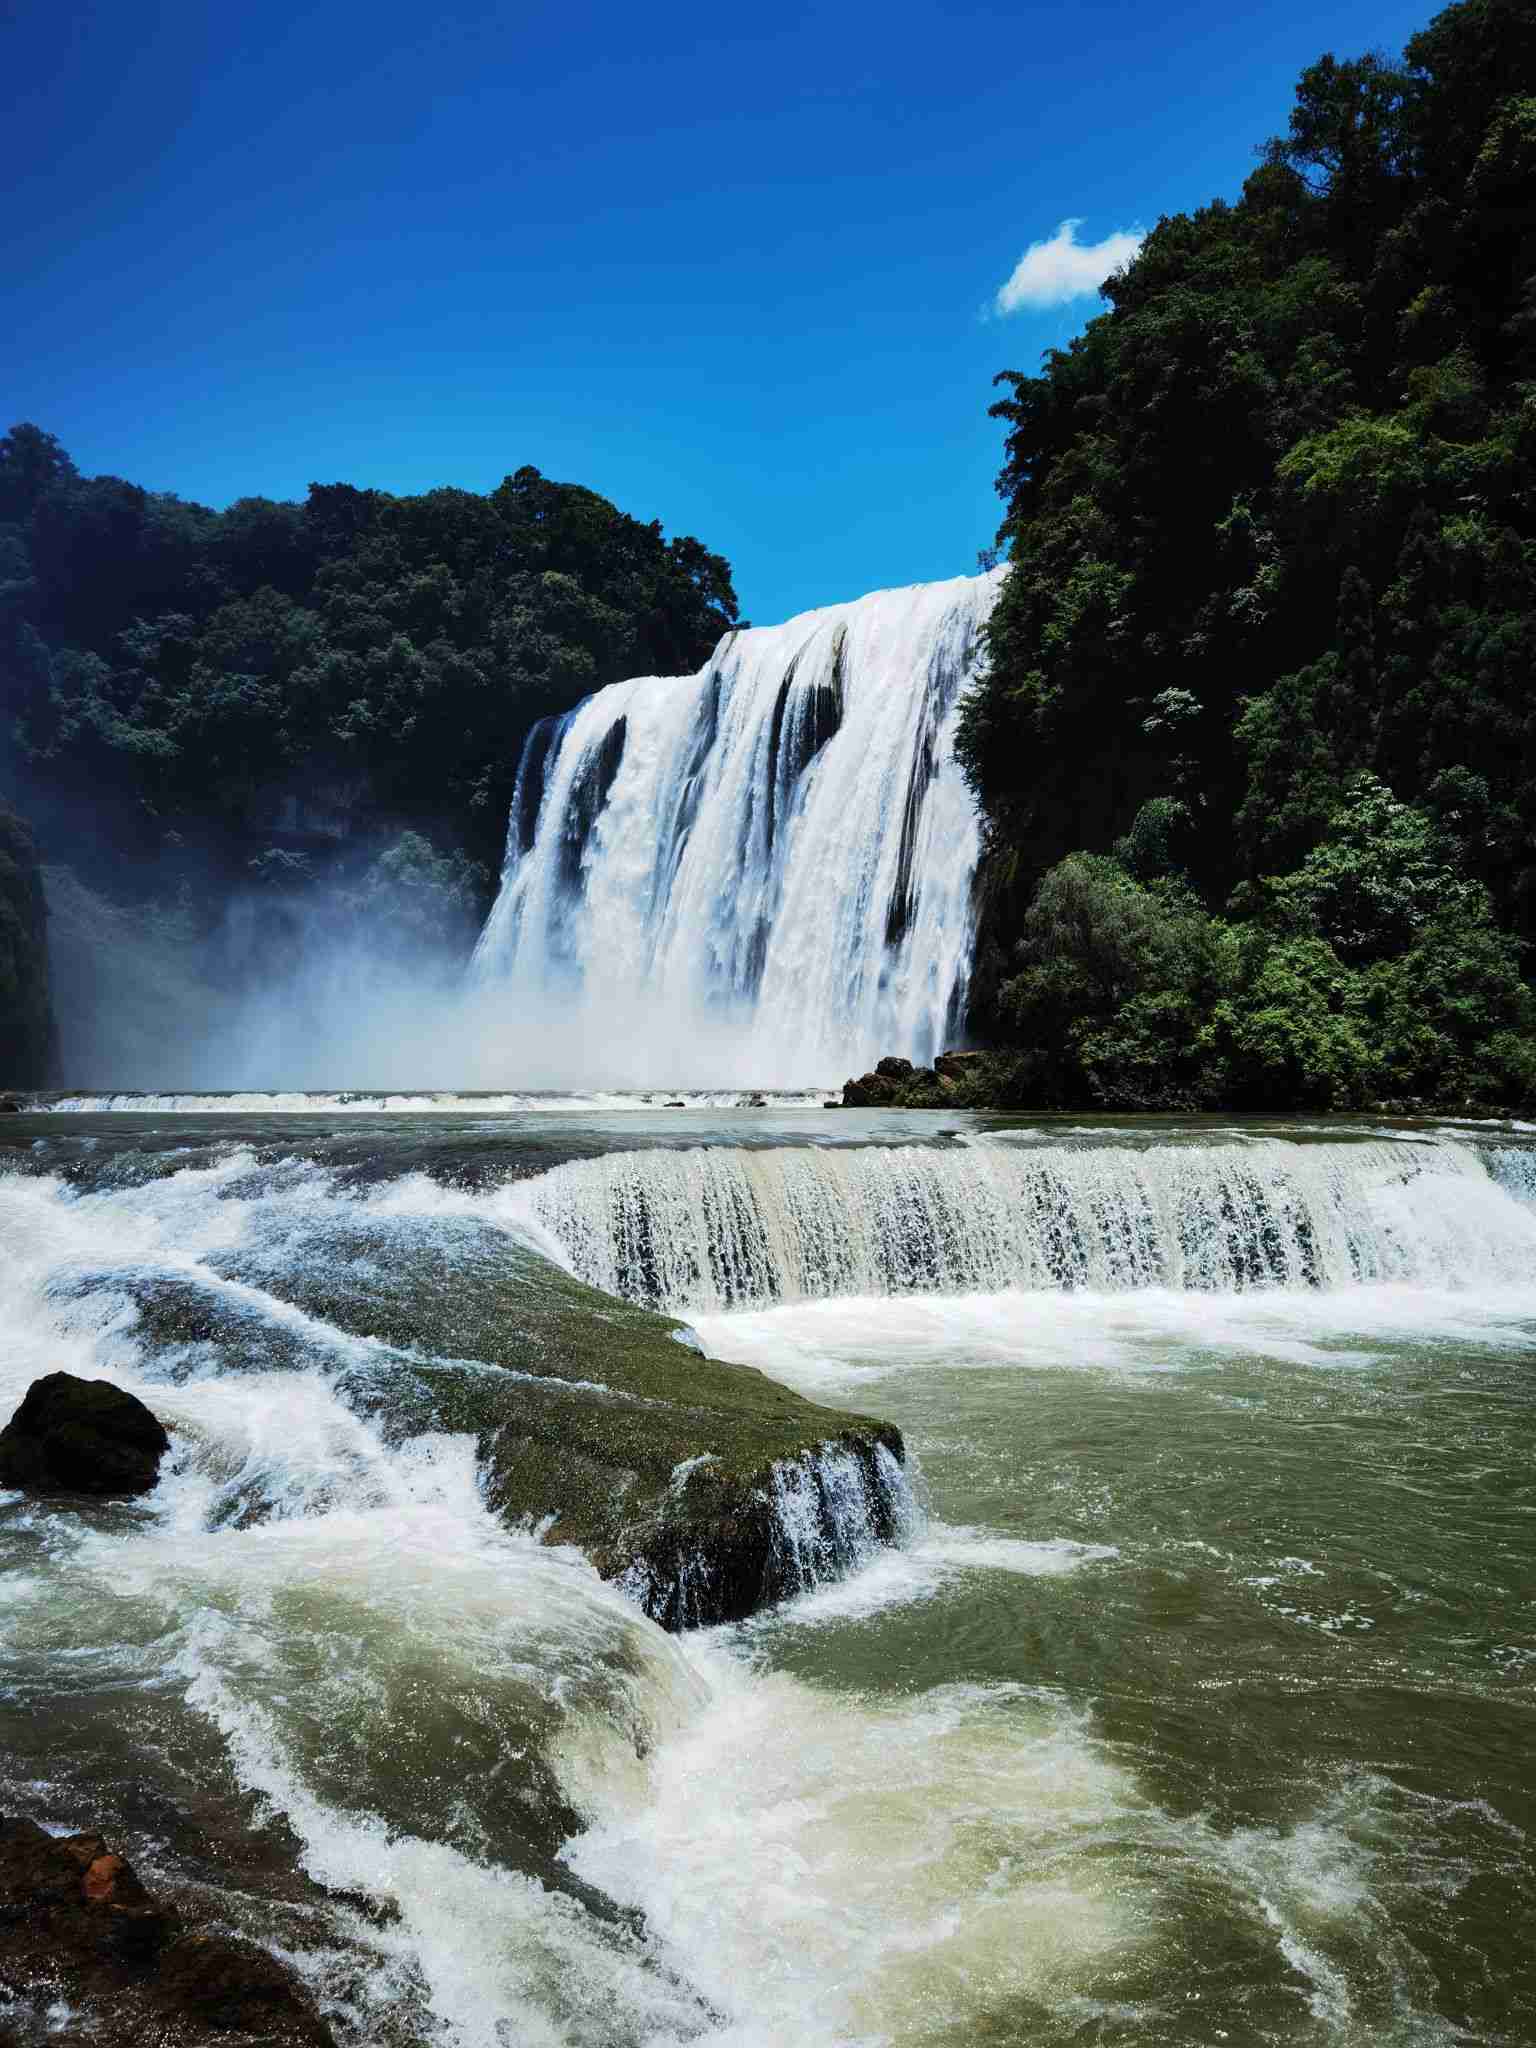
(994, 219, 1144, 315)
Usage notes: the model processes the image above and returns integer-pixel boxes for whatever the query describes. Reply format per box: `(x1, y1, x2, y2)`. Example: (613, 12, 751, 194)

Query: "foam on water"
(36, 1088, 835, 1114)
(689, 1275, 1536, 1398)
(739, 1526, 1121, 1630)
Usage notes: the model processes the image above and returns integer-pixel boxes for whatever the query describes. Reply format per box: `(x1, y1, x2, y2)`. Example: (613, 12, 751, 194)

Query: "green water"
(698, 1295, 1536, 2044)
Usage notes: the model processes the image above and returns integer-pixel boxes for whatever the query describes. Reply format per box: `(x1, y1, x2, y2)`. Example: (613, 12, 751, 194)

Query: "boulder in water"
(876, 1055, 914, 1079)
(0, 1373, 170, 1497)
(0, 1817, 175, 1960)
(123, 1216, 909, 1631)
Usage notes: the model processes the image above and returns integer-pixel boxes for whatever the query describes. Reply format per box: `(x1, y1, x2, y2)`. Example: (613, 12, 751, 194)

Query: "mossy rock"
(114, 1210, 905, 1628)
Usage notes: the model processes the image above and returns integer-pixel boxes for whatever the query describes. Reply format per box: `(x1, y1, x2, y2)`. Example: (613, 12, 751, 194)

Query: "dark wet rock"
(0, 1816, 334, 2046)
(0, 1817, 176, 1957)
(844, 1049, 993, 1108)
(606, 1428, 907, 1630)
(0, 1373, 170, 1497)
(841, 1069, 897, 1107)
(0, 1097, 22, 1114)
(157, 1934, 334, 2045)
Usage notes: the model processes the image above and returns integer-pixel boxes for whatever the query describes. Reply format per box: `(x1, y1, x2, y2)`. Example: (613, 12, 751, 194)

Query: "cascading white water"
(509, 1133, 1536, 1313)
(470, 570, 1002, 1083)
(7, 1114, 1534, 2044)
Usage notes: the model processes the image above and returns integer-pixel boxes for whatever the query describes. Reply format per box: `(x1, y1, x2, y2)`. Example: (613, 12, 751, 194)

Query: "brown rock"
(0, 1817, 334, 2045)
(81, 1852, 128, 1904)
(0, 1816, 176, 1959)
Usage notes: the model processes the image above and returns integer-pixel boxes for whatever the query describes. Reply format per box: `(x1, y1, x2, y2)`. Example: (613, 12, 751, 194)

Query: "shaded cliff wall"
(0, 803, 57, 1086)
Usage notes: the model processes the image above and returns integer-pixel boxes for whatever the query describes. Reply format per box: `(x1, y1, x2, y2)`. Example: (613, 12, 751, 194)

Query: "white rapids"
(470, 570, 1002, 1084)
(508, 1131, 1536, 1313)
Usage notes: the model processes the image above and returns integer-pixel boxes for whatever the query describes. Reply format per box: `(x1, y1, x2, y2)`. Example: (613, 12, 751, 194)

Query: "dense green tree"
(0, 433, 737, 900)
(961, 0, 1536, 1107)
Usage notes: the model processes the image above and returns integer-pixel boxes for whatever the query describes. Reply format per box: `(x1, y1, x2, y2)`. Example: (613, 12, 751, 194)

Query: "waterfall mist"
(43, 861, 500, 1091)
(36, 570, 999, 1091)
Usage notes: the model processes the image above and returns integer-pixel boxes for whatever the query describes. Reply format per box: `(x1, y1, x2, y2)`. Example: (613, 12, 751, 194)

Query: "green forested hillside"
(0, 432, 737, 888)
(959, 0, 1536, 1109)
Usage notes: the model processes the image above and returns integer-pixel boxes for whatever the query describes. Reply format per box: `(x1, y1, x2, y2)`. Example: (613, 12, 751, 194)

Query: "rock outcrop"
(0, 1373, 170, 1497)
(0, 1816, 334, 2046)
(841, 1048, 992, 1107)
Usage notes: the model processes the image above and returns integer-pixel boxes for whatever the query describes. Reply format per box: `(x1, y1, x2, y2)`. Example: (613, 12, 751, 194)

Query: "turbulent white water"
(511, 1131, 1536, 1312)
(0, 1147, 1148, 2047)
(470, 570, 1001, 1084)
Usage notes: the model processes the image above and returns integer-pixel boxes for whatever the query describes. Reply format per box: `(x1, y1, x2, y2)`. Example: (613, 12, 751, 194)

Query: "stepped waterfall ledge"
(471, 570, 1001, 1083)
(511, 1129, 1536, 1312)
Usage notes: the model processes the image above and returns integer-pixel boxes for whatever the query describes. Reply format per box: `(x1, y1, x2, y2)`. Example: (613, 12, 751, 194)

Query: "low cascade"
(616, 1441, 920, 1631)
(510, 1133, 1536, 1312)
(470, 570, 1002, 1081)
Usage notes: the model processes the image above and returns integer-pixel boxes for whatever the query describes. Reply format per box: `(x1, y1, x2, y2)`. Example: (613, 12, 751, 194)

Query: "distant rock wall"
(0, 802, 57, 1087)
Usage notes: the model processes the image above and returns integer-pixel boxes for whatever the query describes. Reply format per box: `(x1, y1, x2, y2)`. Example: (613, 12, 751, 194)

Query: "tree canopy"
(0, 439, 737, 891)
(958, 0, 1536, 1109)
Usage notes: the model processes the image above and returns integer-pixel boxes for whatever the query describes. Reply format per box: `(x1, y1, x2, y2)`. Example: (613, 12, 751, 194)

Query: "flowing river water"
(1, 1100, 1532, 2046)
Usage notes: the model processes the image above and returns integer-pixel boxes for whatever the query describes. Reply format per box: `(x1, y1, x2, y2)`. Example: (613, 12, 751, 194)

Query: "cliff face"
(0, 803, 57, 1087)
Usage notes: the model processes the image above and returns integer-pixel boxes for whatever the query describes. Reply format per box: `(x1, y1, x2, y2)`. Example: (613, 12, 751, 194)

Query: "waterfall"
(470, 570, 1002, 1082)
(508, 1133, 1536, 1312)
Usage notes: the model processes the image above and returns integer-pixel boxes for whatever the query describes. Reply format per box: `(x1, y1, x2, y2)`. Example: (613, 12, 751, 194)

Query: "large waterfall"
(470, 570, 1002, 1083)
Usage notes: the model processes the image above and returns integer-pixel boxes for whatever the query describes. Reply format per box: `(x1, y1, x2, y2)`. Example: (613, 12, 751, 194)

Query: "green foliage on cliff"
(0, 801, 57, 1086)
(978, 778, 1536, 1112)
(962, 0, 1536, 1108)
(0, 427, 737, 883)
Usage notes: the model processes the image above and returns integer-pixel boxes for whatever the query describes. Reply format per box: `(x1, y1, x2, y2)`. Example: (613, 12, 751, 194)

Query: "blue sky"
(6, 0, 1438, 629)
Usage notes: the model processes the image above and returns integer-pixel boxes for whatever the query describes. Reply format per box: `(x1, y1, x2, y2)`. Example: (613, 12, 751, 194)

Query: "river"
(1, 1100, 1531, 2045)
